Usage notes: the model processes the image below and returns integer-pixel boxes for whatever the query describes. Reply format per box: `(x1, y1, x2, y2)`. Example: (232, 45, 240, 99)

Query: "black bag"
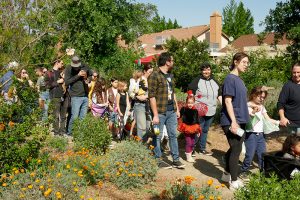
(263, 152, 300, 180)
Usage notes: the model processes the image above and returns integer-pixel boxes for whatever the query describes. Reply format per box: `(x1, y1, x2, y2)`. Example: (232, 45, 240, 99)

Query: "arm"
(116, 93, 122, 116)
(263, 112, 279, 125)
(224, 95, 239, 134)
(126, 93, 131, 112)
(64, 68, 81, 86)
(174, 93, 180, 118)
(277, 84, 290, 127)
(149, 97, 159, 124)
(217, 95, 222, 105)
(148, 73, 159, 124)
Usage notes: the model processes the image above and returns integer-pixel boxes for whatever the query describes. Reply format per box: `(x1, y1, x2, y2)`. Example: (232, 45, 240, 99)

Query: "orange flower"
(198, 195, 205, 200)
(44, 188, 52, 197)
(56, 192, 62, 199)
(184, 176, 196, 185)
(8, 121, 14, 127)
(217, 196, 222, 200)
(207, 179, 213, 186)
(97, 181, 103, 188)
(83, 165, 88, 170)
(189, 195, 194, 200)
(149, 145, 154, 150)
(221, 183, 225, 187)
(0, 123, 5, 131)
(209, 196, 214, 200)
(2, 183, 7, 187)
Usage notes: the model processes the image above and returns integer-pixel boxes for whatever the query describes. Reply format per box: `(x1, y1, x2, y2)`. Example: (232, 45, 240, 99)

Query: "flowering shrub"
(160, 176, 223, 200)
(0, 149, 105, 200)
(45, 136, 68, 152)
(73, 114, 112, 154)
(234, 173, 300, 200)
(103, 140, 158, 189)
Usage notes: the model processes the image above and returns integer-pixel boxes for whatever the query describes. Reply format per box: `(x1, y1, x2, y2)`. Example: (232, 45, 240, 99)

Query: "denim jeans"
(40, 91, 50, 121)
(68, 96, 89, 134)
(195, 115, 214, 151)
(134, 102, 150, 139)
(153, 111, 179, 161)
(241, 132, 266, 172)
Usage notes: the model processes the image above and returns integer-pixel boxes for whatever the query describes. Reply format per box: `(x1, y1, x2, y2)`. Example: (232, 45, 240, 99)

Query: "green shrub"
(160, 176, 222, 200)
(234, 173, 300, 200)
(72, 114, 112, 154)
(103, 140, 158, 189)
(45, 136, 68, 152)
(0, 114, 49, 174)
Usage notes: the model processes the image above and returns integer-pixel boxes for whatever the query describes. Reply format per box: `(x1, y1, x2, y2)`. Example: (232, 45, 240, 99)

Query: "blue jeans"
(40, 91, 50, 121)
(241, 132, 266, 172)
(288, 126, 300, 135)
(68, 96, 89, 134)
(195, 115, 214, 151)
(134, 103, 150, 139)
(153, 111, 179, 161)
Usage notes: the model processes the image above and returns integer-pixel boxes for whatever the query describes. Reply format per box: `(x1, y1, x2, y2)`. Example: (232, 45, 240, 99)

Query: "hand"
(119, 113, 123, 117)
(57, 78, 64, 84)
(230, 121, 240, 135)
(280, 117, 290, 127)
(252, 106, 261, 114)
(197, 133, 200, 137)
(176, 110, 180, 118)
(152, 115, 159, 125)
(78, 70, 87, 77)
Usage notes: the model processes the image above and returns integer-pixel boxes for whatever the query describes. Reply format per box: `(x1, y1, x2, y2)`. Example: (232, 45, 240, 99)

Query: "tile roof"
(220, 33, 290, 52)
(136, 25, 210, 56)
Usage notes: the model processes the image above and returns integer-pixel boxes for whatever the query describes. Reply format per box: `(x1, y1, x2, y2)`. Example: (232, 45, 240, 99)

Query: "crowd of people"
(1, 52, 300, 191)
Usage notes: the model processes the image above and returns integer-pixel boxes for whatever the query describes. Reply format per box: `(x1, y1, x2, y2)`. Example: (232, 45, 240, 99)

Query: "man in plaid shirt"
(148, 52, 185, 169)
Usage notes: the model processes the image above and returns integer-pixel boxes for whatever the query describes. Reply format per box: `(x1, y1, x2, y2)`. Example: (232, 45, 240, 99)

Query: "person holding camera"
(64, 56, 93, 135)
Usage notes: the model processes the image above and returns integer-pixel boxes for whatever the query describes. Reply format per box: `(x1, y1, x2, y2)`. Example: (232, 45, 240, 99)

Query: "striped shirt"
(148, 68, 177, 114)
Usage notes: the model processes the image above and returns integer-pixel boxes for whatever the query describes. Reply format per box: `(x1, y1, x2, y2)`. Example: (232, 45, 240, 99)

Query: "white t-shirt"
(246, 102, 267, 133)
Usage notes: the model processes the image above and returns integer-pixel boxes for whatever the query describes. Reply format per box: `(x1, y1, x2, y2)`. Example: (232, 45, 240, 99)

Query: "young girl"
(107, 78, 119, 137)
(91, 77, 108, 118)
(240, 86, 279, 179)
(178, 95, 201, 163)
(282, 134, 300, 160)
(116, 81, 131, 139)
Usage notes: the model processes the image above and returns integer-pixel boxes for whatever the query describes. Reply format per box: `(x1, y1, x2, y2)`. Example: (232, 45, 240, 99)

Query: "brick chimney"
(210, 11, 222, 50)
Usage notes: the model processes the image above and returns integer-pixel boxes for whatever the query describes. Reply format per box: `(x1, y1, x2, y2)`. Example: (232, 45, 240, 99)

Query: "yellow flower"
(80, 195, 85, 199)
(209, 196, 214, 200)
(118, 167, 123, 172)
(98, 181, 103, 188)
(56, 192, 62, 199)
(37, 159, 42, 164)
(72, 181, 77, 186)
(56, 173, 62, 178)
(138, 174, 143, 177)
(35, 179, 40, 183)
(87, 198, 93, 200)
(215, 185, 220, 189)
(14, 170, 20, 174)
(28, 184, 33, 189)
(13, 181, 18, 185)
(66, 164, 71, 169)
(40, 185, 45, 190)
(73, 168, 78, 172)
(221, 183, 225, 187)
(116, 171, 120, 176)
(44, 188, 52, 197)
(2, 183, 7, 187)
(21, 188, 27, 191)
(19, 194, 25, 198)
(198, 195, 205, 200)
(217, 196, 222, 200)
(207, 179, 213, 186)
(47, 178, 52, 182)
(20, 169, 25, 173)
(30, 172, 35, 177)
(74, 187, 79, 192)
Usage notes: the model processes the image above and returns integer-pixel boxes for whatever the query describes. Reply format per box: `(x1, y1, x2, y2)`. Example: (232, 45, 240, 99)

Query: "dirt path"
(94, 125, 286, 200)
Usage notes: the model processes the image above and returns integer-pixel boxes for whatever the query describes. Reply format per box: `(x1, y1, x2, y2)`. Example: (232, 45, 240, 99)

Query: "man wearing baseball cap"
(64, 55, 93, 135)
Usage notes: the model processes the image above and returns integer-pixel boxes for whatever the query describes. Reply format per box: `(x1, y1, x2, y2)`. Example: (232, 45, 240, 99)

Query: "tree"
(264, 0, 300, 60)
(165, 37, 211, 90)
(147, 12, 181, 33)
(222, 0, 254, 39)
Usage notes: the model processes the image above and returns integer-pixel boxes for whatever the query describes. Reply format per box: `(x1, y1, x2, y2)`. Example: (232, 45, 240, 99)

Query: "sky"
(135, 0, 281, 33)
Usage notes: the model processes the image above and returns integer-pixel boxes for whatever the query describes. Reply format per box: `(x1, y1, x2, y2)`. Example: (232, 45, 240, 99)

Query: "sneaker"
(199, 150, 213, 156)
(158, 160, 172, 169)
(191, 150, 196, 157)
(229, 179, 244, 191)
(172, 160, 185, 169)
(239, 171, 252, 182)
(221, 171, 231, 182)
